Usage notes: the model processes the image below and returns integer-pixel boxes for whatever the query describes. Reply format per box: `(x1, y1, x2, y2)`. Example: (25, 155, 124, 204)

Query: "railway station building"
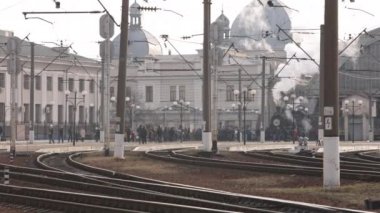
(0, 0, 333, 142)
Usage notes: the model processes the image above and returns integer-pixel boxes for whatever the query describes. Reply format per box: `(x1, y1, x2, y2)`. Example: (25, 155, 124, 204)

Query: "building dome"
(112, 1, 163, 59)
(230, 0, 292, 51)
(211, 11, 231, 45)
(216, 12, 229, 26)
(130, 2, 141, 16)
(112, 29, 162, 59)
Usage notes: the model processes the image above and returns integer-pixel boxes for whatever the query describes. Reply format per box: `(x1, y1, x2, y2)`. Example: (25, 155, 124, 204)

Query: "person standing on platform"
(141, 125, 147, 144)
(58, 126, 64, 143)
(80, 128, 85, 142)
(48, 124, 54, 144)
(68, 126, 73, 143)
(95, 127, 100, 142)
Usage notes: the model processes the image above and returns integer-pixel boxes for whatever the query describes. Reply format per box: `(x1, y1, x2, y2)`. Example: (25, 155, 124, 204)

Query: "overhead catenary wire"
(277, 24, 319, 68)
(35, 44, 72, 76)
(97, 0, 120, 27)
(161, 36, 203, 79)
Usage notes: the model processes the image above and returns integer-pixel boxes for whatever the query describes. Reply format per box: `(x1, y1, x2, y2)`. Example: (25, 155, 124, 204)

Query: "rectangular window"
(145, 86, 153, 102)
(45, 104, 53, 123)
(79, 106, 84, 123)
(69, 78, 74, 92)
(246, 87, 254, 101)
(35, 104, 41, 123)
(58, 105, 63, 124)
(79, 79, 85, 92)
(179, 86, 185, 101)
(68, 105, 74, 124)
(35, 76, 41, 91)
(47, 76, 53, 91)
(24, 104, 30, 123)
(0, 73, 5, 88)
(226, 85, 234, 102)
(110, 87, 115, 98)
(0, 103, 5, 122)
(89, 106, 94, 124)
(89, 79, 95, 93)
(126, 86, 131, 99)
(170, 86, 176, 102)
(24, 75, 30, 90)
(58, 77, 64, 92)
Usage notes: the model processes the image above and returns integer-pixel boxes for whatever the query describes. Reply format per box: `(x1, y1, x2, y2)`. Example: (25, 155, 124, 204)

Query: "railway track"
(356, 151, 380, 162)
(146, 150, 380, 181)
(0, 153, 276, 212)
(244, 150, 380, 174)
(0, 151, 366, 212)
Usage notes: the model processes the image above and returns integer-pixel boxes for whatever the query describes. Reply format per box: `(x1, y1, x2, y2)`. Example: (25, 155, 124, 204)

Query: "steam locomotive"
(266, 108, 318, 141)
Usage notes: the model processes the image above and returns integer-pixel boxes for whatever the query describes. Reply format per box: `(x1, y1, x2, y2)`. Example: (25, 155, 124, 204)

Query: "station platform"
(0, 140, 379, 154)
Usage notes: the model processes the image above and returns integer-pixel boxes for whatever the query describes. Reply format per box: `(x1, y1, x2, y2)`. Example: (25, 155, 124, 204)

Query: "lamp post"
(234, 88, 256, 145)
(65, 90, 87, 146)
(173, 99, 190, 143)
(125, 97, 131, 131)
(163, 106, 172, 129)
(125, 96, 140, 132)
(344, 99, 363, 143)
(304, 107, 309, 137)
(233, 90, 242, 142)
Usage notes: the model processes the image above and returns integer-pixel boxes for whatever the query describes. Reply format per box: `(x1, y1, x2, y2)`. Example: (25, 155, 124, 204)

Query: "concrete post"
(323, 0, 340, 189)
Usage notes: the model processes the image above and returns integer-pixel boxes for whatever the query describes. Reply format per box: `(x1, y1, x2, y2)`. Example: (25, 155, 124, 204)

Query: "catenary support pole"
(318, 25, 325, 142)
(212, 47, 218, 151)
(9, 38, 18, 159)
(73, 92, 77, 146)
(100, 58, 105, 146)
(202, 0, 212, 151)
(260, 57, 266, 143)
(102, 17, 113, 156)
(114, 0, 129, 159)
(323, 0, 340, 189)
(243, 92, 246, 145)
(29, 42, 35, 144)
(238, 69, 242, 142)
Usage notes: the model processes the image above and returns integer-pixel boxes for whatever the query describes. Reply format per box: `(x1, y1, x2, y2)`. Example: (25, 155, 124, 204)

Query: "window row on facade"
(22, 75, 96, 93)
(0, 103, 96, 125)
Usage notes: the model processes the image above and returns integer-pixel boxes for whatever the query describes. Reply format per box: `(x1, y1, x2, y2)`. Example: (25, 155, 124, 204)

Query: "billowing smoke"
(230, 0, 292, 53)
(272, 20, 362, 105)
(284, 108, 293, 122)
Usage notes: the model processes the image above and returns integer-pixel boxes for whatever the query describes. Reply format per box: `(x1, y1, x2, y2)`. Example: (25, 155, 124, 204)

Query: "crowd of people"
(44, 123, 295, 143)
(125, 124, 202, 143)
(47, 124, 97, 144)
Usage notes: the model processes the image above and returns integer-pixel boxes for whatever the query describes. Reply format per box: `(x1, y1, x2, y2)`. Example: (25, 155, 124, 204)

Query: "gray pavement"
(0, 140, 379, 153)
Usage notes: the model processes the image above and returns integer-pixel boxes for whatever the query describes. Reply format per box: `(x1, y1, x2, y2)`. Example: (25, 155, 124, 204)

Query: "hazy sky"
(1, 0, 379, 60)
(2, 0, 380, 99)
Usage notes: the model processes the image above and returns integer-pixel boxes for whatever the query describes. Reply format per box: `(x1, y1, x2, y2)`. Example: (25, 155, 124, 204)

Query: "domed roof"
(231, 0, 292, 51)
(215, 12, 229, 26)
(130, 2, 141, 15)
(112, 28, 162, 59)
(111, 1, 162, 59)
